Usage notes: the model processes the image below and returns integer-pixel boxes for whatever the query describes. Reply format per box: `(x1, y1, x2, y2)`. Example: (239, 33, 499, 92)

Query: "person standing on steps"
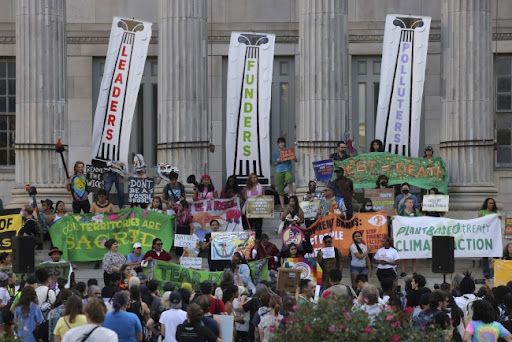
(272, 137, 297, 211)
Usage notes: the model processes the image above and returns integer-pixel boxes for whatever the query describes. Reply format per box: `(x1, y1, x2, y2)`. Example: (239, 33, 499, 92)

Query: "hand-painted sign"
(392, 214, 503, 258)
(191, 198, 243, 242)
(281, 226, 304, 247)
(312, 159, 334, 182)
(375, 14, 431, 157)
(494, 260, 512, 286)
(422, 195, 449, 212)
(174, 234, 198, 248)
(0, 262, 71, 287)
(49, 208, 174, 262)
(0, 214, 22, 253)
(279, 148, 296, 162)
(91, 17, 152, 167)
(334, 153, 448, 194)
(179, 257, 203, 269)
(283, 257, 323, 286)
(86, 165, 104, 192)
(300, 200, 320, 219)
(306, 212, 389, 256)
(211, 231, 255, 261)
(128, 178, 155, 204)
(225, 32, 276, 185)
(364, 189, 395, 216)
(148, 259, 268, 292)
(246, 196, 274, 218)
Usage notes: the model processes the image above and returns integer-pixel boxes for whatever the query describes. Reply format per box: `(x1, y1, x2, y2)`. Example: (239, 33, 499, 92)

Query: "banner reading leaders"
(50, 208, 174, 262)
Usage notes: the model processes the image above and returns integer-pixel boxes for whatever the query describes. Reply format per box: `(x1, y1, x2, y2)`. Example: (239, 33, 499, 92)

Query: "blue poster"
(312, 159, 334, 182)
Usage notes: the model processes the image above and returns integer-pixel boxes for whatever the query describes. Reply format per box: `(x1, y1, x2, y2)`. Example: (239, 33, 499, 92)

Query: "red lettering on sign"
(110, 100, 118, 112)
(114, 73, 123, 84)
(107, 115, 116, 126)
(112, 86, 121, 97)
(118, 59, 126, 70)
(106, 129, 113, 140)
(121, 45, 128, 57)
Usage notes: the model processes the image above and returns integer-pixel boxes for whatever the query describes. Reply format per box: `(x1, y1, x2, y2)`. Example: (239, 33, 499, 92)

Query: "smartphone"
(396, 285, 402, 294)
(475, 278, 485, 285)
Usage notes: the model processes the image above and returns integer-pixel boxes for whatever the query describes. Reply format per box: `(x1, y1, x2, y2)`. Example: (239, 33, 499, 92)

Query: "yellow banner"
(494, 260, 512, 286)
(0, 214, 23, 253)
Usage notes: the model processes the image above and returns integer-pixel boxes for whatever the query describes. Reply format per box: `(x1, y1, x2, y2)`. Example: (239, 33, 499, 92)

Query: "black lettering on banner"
(128, 177, 155, 204)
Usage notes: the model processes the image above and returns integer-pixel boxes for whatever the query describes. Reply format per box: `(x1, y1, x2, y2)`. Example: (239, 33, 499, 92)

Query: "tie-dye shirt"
(465, 320, 509, 342)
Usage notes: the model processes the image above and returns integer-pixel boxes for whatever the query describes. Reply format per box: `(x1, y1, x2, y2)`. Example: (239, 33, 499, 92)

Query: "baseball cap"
(133, 242, 142, 249)
(0, 272, 8, 282)
(169, 292, 182, 304)
(425, 145, 434, 151)
(163, 282, 175, 292)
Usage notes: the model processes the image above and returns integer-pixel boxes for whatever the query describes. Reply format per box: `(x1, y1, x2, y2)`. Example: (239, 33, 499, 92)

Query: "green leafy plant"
(271, 296, 445, 342)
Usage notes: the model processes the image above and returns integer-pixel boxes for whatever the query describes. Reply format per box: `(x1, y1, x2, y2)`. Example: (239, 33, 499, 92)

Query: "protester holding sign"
(202, 220, 229, 272)
(272, 137, 297, 211)
(50, 201, 68, 227)
(90, 189, 114, 214)
(318, 183, 346, 219)
(281, 196, 304, 228)
(162, 170, 186, 209)
(174, 200, 194, 257)
(102, 239, 127, 287)
(252, 234, 280, 272)
(359, 198, 375, 213)
(376, 175, 390, 190)
(478, 197, 502, 279)
(396, 197, 419, 278)
(66, 161, 90, 214)
(245, 173, 264, 239)
(316, 235, 343, 290)
(422, 188, 446, 217)
(142, 238, 172, 266)
(193, 174, 219, 201)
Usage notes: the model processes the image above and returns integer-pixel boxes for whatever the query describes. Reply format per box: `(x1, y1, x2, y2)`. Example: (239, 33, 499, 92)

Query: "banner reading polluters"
(333, 153, 448, 194)
(149, 259, 269, 291)
(91, 17, 152, 167)
(392, 214, 503, 259)
(49, 208, 174, 262)
(306, 212, 389, 256)
(225, 32, 275, 185)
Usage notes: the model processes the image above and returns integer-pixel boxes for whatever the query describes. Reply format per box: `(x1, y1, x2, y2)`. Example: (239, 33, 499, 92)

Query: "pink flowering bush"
(270, 296, 444, 342)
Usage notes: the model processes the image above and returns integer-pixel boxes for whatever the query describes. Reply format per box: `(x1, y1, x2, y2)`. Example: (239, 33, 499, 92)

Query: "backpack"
(412, 309, 442, 333)
(463, 296, 482, 325)
(130, 301, 150, 342)
(1, 294, 15, 324)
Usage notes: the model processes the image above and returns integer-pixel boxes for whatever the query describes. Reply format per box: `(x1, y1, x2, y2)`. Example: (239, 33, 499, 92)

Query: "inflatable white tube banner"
(375, 14, 431, 157)
(91, 17, 152, 167)
(225, 32, 275, 185)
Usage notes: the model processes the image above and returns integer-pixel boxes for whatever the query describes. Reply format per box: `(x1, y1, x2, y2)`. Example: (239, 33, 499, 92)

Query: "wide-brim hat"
(48, 248, 63, 256)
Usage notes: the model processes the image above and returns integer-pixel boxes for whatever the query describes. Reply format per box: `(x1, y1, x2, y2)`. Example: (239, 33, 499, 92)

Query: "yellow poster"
(0, 214, 23, 252)
(494, 260, 512, 286)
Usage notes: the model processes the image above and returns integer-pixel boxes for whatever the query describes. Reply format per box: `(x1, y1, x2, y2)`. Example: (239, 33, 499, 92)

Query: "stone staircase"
(33, 212, 493, 290)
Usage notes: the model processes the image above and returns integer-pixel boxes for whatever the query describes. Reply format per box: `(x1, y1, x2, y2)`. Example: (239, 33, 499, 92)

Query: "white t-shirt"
(159, 308, 187, 342)
(62, 323, 118, 342)
(349, 243, 368, 267)
(373, 247, 399, 270)
(0, 287, 10, 307)
(36, 285, 56, 318)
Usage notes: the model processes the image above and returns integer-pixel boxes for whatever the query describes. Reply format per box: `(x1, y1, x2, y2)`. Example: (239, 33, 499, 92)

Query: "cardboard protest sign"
(49, 208, 174, 262)
(211, 231, 255, 261)
(494, 260, 512, 286)
(283, 257, 323, 286)
(0, 213, 22, 252)
(148, 259, 268, 291)
(334, 152, 448, 193)
(180, 257, 203, 269)
(312, 159, 334, 182)
(281, 226, 304, 247)
(306, 212, 389, 256)
(392, 214, 503, 259)
(321, 247, 335, 259)
(0, 262, 71, 286)
(86, 164, 104, 192)
(506, 218, 512, 239)
(422, 195, 449, 212)
(364, 189, 395, 217)
(279, 148, 296, 162)
(300, 200, 320, 219)
(191, 198, 243, 242)
(246, 196, 274, 218)
(174, 234, 198, 248)
(128, 177, 155, 204)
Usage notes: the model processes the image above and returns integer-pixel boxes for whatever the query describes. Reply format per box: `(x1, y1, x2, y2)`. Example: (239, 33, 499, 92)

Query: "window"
(496, 57, 512, 166)
(0, 59, 15, 166)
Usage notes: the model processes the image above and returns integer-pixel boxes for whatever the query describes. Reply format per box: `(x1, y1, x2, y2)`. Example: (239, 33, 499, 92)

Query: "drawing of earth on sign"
(291, 261, 311, 279)
(211, 231, 255, 261)
(72, 175, 87, 198)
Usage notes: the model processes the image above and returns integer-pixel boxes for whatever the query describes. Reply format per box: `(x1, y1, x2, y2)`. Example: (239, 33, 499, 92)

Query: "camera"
(434, 283, 440, 290)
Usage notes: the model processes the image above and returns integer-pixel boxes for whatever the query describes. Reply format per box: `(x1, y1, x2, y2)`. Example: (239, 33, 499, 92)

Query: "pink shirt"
(246, 183, 263, 197)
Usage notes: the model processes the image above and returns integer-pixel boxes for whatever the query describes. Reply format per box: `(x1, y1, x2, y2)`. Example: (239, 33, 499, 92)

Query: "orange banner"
(305, 212, 389, 256)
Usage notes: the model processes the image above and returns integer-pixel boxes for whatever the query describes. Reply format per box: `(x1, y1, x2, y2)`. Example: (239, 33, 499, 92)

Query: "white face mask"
(365, 205, 373, 210)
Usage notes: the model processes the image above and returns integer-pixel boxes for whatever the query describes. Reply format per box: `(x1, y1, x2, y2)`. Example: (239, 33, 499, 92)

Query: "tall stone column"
(440, 0, 497, 212)
(11, 0, 68, 207)
(158, 0, 209, 181)
(296, 0, 349, 186)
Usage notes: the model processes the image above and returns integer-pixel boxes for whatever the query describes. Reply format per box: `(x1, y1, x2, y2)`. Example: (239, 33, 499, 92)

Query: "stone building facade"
(0, 0, 511, 218)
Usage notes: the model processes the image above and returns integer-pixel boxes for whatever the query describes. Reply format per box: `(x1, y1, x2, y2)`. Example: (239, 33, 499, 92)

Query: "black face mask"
(380, 181, 388, 186)
(309, 186, 316, 193)
(402, 189, 409, 194)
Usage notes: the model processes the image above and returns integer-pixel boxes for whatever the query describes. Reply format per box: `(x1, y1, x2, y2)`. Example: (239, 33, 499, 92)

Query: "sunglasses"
(135, 247, 142, 249)
(325, 240, 333, 243)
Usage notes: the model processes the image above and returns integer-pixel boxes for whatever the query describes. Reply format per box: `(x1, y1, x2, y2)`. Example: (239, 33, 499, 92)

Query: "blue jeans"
(103, 172, 124, 209)
(482, 257, 491, 278)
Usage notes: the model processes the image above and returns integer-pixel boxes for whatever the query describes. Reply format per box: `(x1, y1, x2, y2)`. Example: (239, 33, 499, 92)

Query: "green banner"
(0, 262, 71, 286)
(148, 259, 268, 291)
(333, 152, 448, 193)
(49, 208, 174, 262)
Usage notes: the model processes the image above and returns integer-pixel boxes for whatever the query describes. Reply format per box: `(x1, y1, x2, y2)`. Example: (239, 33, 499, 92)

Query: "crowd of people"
(6, 138, 512, 341)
